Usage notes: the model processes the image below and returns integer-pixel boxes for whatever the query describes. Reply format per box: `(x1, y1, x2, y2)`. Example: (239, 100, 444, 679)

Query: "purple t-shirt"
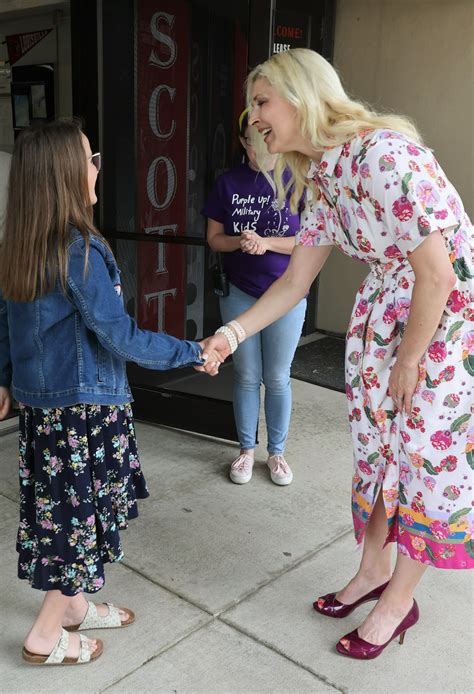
(201, 164, 301, 298)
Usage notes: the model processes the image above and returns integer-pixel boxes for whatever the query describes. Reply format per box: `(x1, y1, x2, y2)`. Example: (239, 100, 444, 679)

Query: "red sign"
(5, 29, 53, 65)
(136, 1, 189, 336)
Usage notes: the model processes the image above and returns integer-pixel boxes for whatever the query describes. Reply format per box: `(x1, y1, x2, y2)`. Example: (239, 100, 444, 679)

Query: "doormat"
(291, 336, 346, 393)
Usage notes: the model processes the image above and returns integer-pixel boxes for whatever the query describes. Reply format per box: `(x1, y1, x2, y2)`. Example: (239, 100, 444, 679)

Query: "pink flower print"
(360, 162, 370, 179)
(378, 154, 396, 172)
(354, 299, 368, 317)
(421, 390, 435, 404)
(119, 433, 129, 449)
(345, 384, 354, 401)
(434, 208, 448, 220)
(351, 157, 359, 176)
(461, 331, 474, 360)
(415, 180, 440, 209)
(408, 160, 421, 172)
(382, 303, 397, 325)
(424, 162, 437, 179)
(374, 347, 387, 359)
(358, 433, 370, 446)
(447, 289, 469, 314)
(334, 163, 343, 178)
(355, 206, 367, 220)
(392, 196, 414, 222)
(41, 519, 53, 530)
(401, 513, 415, 526)
(438, 365, 454, 383)
(357, 459, 373, 476)
(430, 430, 452, 450)
(384, 244, 401, 259)
(86, 514, 95, 526)
(68, 435, 78, 449)
(400, 462, 413, 485)
(110, 409, 118, 422)
(447, 195, 462, 218)
(427, 340, 447, 363)
(407, 143, 421, 156)
(395, 297, 411, 322)
(411, 491, 425, 513)
(357, 233, 374, 253)
(400, 430, 411, 444)
(298, 229, 318, 246)
(94, 479, 102, 491)
(423, 476, 436, 492)
(443, 393, 460, 408)
(411, 536, 426, 552)
(443, 485, 461, 500)
(440, 455, 457, 472)
(348, 351, 362, 365)
(340, 205, 351, 229)
(436, 175, 446, 189)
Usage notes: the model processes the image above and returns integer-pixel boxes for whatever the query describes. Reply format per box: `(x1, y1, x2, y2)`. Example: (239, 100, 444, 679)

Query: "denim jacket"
(0, 229, 203, 407)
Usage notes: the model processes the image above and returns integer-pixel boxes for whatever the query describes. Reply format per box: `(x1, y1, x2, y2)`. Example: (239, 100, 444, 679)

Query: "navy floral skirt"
(17, 403, 149, 596)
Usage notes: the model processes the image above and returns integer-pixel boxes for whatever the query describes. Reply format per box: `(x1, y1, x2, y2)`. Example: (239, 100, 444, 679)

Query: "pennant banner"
(5, 29, 53, 66)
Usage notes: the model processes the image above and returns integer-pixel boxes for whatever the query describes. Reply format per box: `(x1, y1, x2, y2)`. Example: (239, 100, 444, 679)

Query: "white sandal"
(22, 628, 103, 665)
(65, 601, 135, 631)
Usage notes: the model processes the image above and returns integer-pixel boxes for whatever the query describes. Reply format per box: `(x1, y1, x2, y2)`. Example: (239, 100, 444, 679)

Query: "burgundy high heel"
(336, 599, 419, 660)
(313, 580, 390, 618)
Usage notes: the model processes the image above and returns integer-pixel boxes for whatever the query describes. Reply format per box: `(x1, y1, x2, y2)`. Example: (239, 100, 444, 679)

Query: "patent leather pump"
(336, 599, 419, 660)
(313, 580, 390, 618)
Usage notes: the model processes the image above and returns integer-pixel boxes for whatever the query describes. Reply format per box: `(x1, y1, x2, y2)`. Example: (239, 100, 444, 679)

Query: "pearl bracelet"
(226, 320, 247, 344)
(215, 325, 238, 354)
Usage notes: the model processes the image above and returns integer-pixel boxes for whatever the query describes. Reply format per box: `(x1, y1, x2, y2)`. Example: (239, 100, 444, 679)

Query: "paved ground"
(0, 380, 472, 693)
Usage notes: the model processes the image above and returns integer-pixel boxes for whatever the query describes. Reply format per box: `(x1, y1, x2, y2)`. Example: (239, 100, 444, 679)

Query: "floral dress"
(17, 403, 148, 594)
(297, 129, 473, 569)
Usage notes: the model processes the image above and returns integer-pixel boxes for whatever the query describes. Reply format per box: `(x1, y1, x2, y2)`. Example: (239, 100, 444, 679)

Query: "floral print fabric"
(297, 129, 474, 569)
(17, 403, 149, 594)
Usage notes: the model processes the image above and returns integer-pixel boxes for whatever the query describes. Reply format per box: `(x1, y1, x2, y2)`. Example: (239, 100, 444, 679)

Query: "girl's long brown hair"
(0, 119, 104, 301)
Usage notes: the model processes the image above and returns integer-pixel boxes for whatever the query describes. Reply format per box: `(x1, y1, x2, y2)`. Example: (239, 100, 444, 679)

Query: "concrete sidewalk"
(0, 381, 472, 693)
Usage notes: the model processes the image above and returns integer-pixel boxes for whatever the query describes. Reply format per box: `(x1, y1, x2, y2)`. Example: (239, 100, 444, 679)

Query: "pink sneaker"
(229, 454, 254, 484)
(267, 454, 293, 486)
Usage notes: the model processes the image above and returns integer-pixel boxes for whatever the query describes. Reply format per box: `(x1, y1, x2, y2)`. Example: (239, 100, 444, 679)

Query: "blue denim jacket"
(0, 229, 203, 407)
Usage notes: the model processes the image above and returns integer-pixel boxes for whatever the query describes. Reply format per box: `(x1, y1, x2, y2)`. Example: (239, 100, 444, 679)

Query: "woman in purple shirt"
(202, 110, 306, 486)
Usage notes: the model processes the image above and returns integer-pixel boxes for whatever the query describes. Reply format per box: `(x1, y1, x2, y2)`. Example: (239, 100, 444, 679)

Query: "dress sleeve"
(295, 186, 334, 247)
(364, 136, 462, 258)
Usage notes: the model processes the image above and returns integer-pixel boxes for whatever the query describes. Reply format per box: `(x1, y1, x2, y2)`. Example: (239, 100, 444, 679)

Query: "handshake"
(195, 321, 246, 376)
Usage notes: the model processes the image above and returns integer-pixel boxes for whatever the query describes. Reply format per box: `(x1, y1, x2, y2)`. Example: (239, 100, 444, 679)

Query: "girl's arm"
(389, 230, 457, 413)
(199, 243, 333, 363)
(207, 218, 242, 252)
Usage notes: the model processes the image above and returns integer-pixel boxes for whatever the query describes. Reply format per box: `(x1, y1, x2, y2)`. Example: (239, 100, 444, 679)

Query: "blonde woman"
(199, 48, 473, 659)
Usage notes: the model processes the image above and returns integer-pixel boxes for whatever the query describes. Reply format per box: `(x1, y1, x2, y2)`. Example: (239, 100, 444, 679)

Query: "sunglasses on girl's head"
(89, 152, 101, 172)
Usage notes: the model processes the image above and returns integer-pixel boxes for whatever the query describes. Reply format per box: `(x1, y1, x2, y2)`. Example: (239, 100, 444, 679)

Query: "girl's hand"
(0, 386, 11, 420)
(388, 360, 419, 415)
(195, 335, 231, 375)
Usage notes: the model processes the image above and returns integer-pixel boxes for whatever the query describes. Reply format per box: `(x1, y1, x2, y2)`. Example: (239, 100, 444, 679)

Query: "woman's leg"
(354, 552, 426, 645)
(24, 590, 99, 657)
(261, 298, 306, 454)
(220, 285, 262, 454)
(336, 491, 393, 604)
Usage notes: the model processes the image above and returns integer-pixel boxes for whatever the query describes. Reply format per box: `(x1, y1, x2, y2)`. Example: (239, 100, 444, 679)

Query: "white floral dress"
(297, 129, 473, 569)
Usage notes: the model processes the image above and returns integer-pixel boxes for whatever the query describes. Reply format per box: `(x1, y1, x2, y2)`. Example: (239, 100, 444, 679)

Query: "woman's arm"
(207, 218, 242, 252)
(240, 230, 295, 255)
(199, 244, 333, 366)
(389, 230, 457, 413)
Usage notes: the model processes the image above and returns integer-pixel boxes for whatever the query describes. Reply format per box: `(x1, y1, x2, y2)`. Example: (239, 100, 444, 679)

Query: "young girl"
(0, 120, 219, 665)
(202, 110, 306, 486)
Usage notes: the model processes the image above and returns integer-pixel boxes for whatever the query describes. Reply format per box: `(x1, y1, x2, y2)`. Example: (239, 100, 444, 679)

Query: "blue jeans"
(220, 283, 306, 454)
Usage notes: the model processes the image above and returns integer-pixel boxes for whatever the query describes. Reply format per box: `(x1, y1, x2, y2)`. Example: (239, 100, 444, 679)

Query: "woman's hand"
(240, 231, 266, 255)
(195, 334, 231, 375)
(0, 386, 11, 420)
(388, 360, 419, 415)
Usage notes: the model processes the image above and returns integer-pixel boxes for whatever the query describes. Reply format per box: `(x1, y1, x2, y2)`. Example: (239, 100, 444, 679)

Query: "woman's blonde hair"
(246, 48, 422, 212)
(0, 119, 105, 302)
